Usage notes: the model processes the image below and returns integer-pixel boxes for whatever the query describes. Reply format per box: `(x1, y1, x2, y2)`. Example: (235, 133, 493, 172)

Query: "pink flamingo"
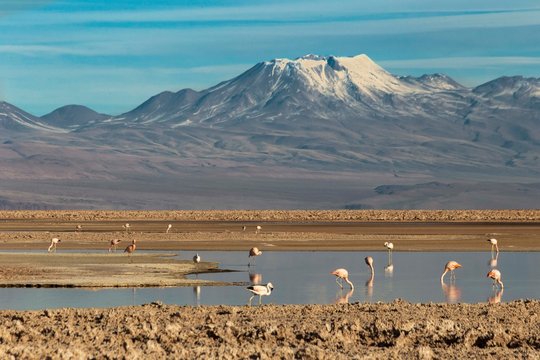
(248, 247, 262, 266)
(47, 238, 61, 253)
(166, 224, 172, 233)
(109, 239, 121, 252)
(487, 238, 499, 253)
(246, 282, 274, 305)
(255, 225, 262, 234)
(193, 253, 201, 264)
(124, 239, 137, 261)
(331, 268, 354, 290)
(440, 261, 462, 283)
(487, 269, 504, 289)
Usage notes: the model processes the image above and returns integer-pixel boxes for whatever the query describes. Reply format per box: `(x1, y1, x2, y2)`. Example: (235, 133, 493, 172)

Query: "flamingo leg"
(335, 277, 343, 289)
(248, 295, 254, 306)
(259, 295, 262, 305)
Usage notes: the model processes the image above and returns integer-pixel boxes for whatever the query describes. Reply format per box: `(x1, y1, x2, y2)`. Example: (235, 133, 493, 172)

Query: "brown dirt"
(0, 300, 538, 359)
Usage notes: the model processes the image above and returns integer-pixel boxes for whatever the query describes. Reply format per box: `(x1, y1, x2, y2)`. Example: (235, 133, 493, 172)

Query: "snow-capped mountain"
(1, 53, 540, 209)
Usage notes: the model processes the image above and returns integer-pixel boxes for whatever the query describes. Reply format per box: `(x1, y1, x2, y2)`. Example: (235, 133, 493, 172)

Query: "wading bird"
(255, 225, 262, 234)
(331, 268, 354, 290)
(441, 261, 462, 283)
(365, 256, 375, 297)
(166, 224, 172, 233)
(248, 247, 262, 266)
(246, 282, 274, 305)
(75, 225, 82, 232)
(122, 223, 131, 233)
(124, 239, 137, 261)
(48, 238, 61, 253)
(109, 239, 121, 252)
(487, 269, 504, 289)
(193, 253, 201, 264)
(384, 242, 394, 258)
(242, 226, 246, 232)
(487, 238, 499, 253)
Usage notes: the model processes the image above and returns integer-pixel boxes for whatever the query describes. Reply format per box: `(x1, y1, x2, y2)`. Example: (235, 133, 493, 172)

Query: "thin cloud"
(381, 57, 540, 69)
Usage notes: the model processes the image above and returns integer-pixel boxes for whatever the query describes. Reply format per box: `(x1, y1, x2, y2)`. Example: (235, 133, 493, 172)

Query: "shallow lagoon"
(0, 251, 538, 310)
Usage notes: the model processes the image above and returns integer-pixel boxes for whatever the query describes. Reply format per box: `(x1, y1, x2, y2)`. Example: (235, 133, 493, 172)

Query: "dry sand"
(0, 210, 539, 358)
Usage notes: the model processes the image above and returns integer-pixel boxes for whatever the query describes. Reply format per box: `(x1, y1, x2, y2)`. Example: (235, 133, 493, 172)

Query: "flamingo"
(166, 224, 172, 233)
(255, 225, 262, 234)
(331, 268, 354, 290)
(242, 226, 247, 232)
(47, 238, 61, 253)
(124, 239, 137, 261)
(248, 247, 262, 266)
(122, 223, 131, 233)
(487, 238, 499, 253)
(364, 256, 374, 296)
(109, 239, 121, 252)
(487, 269, 504, 289)
(193, 253, 201, 264)
(384, 242, 394, 259)
(441, 261, 462, 283)
(365, 256, 374, 277)
(246, 282, 273, 305)
(75, 225, 82, 232)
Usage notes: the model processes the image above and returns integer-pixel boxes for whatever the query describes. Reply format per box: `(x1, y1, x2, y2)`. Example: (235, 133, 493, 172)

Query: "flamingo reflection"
(193, 286, 201, 306)
(334, 288, 354, 304)
(488, 252, 499, 268)
(488, 288, 504, 304)
(441, 282, 462, 303)
(249, 272, 262, 285)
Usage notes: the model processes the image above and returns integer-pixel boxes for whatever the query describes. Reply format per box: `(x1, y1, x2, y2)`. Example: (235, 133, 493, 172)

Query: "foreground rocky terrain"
(0, 300, 537, 359)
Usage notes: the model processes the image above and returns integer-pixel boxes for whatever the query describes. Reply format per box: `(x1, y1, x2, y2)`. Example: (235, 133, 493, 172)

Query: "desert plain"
(0, 209, 538, 358)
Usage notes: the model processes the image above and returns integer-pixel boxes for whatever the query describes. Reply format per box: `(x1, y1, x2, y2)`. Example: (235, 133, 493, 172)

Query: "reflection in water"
(488, 252, 499, 268)
(384, 263, 394, 277)
(193, 286, 201, 306)
(249, 273, 262, 285)
(488, 288, 504, 304)
(441, 282, 462, 303)
(334, 288, 354, 304)
(365, 275, 374, 300)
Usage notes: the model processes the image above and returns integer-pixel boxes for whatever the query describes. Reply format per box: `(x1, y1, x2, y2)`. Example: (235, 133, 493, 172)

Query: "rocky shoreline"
(0, 300, 538, 359)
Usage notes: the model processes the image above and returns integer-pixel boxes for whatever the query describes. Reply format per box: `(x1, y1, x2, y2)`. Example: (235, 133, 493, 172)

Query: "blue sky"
(1, 0, 540, 115)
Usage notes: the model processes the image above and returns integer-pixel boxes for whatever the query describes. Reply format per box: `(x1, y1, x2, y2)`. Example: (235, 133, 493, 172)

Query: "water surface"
(0, 251, 538, 310)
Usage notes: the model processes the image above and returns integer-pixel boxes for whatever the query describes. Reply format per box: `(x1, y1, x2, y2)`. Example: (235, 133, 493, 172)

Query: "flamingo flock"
(41, 222, 509, 306)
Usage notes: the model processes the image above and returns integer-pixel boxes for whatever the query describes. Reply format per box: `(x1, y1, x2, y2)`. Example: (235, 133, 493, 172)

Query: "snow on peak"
(262, 53, 417, 98)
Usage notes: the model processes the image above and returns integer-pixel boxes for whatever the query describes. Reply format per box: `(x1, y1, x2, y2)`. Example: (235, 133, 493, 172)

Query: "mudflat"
(0, 300, 538, 358)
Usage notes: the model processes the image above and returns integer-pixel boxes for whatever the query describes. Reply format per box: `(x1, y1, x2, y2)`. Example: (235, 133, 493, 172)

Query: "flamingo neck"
(345, 278, 354, 290)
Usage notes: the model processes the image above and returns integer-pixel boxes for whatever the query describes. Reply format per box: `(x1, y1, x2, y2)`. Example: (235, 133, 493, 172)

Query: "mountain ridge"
(0, 53, 539, 209)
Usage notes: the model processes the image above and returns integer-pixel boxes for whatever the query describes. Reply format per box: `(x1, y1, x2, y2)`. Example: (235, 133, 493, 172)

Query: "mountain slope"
(1, 53, 540, 209)
(0, 101, 67, 134)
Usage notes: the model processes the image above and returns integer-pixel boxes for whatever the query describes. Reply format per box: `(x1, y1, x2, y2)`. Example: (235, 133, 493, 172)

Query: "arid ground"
(0, 210, 538, 358)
